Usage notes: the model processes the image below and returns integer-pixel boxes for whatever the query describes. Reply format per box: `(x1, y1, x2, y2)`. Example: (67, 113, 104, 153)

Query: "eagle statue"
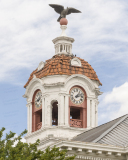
(49, 4, 81, 22)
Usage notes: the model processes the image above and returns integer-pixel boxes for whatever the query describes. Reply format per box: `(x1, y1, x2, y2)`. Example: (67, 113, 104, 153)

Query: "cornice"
(42, 94, 49, 98)
(44, 82, 64, 87)
(59, 93, 70, 96)
(25, 126, 88, 140)
(52, 36, 75, 44)
(49, 140, 127, 155)
(56, 140, 125, 152)
(38, 138, 128, 159)
(93, 88, 103, 96)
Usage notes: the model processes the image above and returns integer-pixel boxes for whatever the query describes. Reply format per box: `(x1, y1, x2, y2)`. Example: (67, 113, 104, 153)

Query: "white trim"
(71, 57, 82, 67)
(24, 78, 44, 101)
(52, 36, 74, 44)
(37, 61, 45, 71)
(38, 137, 126, 154)
(65, 74, 95, 94)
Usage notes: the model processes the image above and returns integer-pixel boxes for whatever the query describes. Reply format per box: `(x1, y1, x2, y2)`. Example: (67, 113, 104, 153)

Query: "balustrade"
(37, 122, 42, 130)
(70, 119, 82, 128)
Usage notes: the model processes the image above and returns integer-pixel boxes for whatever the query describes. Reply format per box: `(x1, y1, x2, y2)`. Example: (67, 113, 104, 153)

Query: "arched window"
(32, 90, 42, 132)
(51, 101, 58, 126)
(69, 86, 87, 128)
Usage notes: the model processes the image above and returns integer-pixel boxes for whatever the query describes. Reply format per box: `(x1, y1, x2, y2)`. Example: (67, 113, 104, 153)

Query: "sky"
(0, 0, 128, 136)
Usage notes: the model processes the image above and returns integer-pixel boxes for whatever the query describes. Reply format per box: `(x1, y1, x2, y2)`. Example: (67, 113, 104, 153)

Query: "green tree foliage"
(0, 127, 75, 160)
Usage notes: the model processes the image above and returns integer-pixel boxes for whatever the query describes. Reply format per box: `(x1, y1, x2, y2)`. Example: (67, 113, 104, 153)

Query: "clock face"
(70, 87, 84, 105)
(34, 91, 42, 109)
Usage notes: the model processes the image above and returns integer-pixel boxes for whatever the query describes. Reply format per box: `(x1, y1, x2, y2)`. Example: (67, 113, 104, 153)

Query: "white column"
(26, 103, 32, 133)
(46, 105, 50, 126)
(87, 98, 90, 128)
(50, 105, 52, 126)
(90, 99, 92, 127)
(29, 103, 32, 133)
(95, 100, 98, 127)
(58, 103, 60, 125)
(42, 95, 50, 127)
(68, 45, 70, 53)
(27, 104, 30, 133)
(59, 45, 60, 52)
(65, 95, 69, 127)
(92, 100, 95, 128)
(44, 97, 47, 126)
(70, 44, 72, 54)
(62, 44, 64, 52)
(57, 45, 59, 53)
(42, 97, 45, 127)
(59, 95, 64, 126)
(96, 103, 98, 126)
(94, 101, 96, 127)
(55, 46, 57, 54)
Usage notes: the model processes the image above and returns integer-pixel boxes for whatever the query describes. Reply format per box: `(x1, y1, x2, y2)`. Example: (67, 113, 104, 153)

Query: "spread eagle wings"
(67, 8, 81, 15)
(49, 4, 81, 15)
(49, 4, 64, 14)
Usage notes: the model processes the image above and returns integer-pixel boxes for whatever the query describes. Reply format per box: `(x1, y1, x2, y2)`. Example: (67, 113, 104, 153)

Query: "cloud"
(98, 82, 128, 124)
(0, 0, 128, 84)
(0, 0, 128, 135)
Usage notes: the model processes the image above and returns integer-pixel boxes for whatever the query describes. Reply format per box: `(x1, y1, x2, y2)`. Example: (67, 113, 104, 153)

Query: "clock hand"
(75, 94, 79, 98)
(75, 93, 83, 98)
(37, 97, 40, 102)
(75, 93, 81, 98)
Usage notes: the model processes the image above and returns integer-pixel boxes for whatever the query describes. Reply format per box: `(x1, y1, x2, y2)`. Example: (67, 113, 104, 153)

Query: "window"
(36, 110, 42, 130)
(70, 107, 82, 128)
(52, 102, 58, 126)
(70, 108, 80, 119)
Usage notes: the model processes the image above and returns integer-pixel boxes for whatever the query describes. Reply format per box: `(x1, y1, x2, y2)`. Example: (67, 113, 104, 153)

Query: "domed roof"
(24, 54, 102, 88)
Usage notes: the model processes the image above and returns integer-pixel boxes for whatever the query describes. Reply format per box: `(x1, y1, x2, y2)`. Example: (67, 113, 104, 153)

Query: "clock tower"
(23, 18, 102, 145)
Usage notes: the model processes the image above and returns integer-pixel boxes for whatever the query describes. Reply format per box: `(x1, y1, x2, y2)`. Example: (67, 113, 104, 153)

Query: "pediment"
(71, 58, 82, 67)
(38, 61, 45, 71)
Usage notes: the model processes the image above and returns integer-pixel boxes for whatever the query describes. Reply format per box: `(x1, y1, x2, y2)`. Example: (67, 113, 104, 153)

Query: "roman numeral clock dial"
(34, 91, 42, 109)
(70, 87, 84, 105)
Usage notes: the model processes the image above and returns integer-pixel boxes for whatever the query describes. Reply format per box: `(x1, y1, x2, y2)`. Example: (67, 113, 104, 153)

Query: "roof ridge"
(92, 114, 128, 143)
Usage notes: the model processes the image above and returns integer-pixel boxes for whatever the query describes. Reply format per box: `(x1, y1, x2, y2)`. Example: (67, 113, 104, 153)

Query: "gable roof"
(72, 114, 128, 147)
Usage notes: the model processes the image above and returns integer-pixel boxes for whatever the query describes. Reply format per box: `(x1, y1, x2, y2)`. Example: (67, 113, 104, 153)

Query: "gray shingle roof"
(72, 114, 128, 147)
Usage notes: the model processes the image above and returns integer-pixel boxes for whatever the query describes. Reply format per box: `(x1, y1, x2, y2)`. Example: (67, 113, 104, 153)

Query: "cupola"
(52, 18, 74, 55)
(24, 16, 102, 144)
